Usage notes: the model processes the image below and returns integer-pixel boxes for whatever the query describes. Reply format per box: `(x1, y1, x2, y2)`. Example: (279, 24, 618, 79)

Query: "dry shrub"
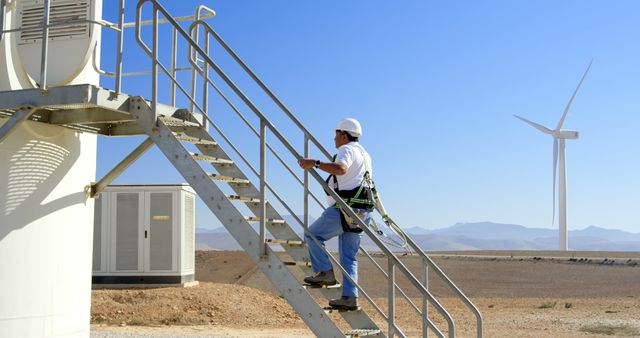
(580, 324, 640, 336)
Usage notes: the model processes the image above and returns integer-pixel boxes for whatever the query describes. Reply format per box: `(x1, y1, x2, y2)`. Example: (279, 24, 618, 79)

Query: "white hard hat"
(334, 118, 362, 137)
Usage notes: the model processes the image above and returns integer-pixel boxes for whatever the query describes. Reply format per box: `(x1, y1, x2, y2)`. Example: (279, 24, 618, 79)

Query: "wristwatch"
(314, 160, 321, 168)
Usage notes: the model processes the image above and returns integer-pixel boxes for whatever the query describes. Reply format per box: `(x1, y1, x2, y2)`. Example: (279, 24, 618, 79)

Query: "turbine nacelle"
(554, 130, 579, 139)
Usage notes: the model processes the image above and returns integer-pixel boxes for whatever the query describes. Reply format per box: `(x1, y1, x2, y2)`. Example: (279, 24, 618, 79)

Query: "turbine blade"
(552, 138, 559, 226)
(556, 60, 593, 130)
(514, 115, 552, 134)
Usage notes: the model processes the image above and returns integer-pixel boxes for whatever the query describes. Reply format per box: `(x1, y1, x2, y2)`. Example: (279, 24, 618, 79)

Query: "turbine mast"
(558, 139, 568, 251)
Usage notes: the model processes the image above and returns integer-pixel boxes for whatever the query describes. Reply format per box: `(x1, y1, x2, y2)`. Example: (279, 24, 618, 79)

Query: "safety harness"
(326, 151, 374, 233)
(326, 146, 409, 248)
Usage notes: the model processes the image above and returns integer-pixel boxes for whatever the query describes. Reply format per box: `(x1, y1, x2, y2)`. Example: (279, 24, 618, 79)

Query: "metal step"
(283, 260, 312, 267)
(174, 133, 218, 146)
(303, 283, 342, 289)
(208, 173, 250, 184)
(344, 329, 382, 337)
(266, 238, 304, 246)
(190, 152, 234, 165)
(160, 116, 200, 128)
(226, 194, 261, 203)
(323, 306, 362, 313)
(245, 216, 286, 225)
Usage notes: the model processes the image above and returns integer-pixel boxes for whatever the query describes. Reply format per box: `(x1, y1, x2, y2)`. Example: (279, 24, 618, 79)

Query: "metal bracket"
(0, 106, 36, 143)
(129, 96, 156, 128)
(90, 137, 155, 197)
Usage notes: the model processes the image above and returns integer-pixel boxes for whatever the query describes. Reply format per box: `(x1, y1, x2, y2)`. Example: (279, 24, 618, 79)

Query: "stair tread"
(283, 261, 312, 266)
(323, 306, 362, 313)
(208, 173, 250, 184)
(174, 133, 218, 146)
(245, 216, 285, 224)
(226, 194, 261, 203)
(266, 238, 304, 246)
(344, 328, 382, 337)
(160, 116, 200, 127)
(190, 152, 234, 164)
(303, 283, 341, 289)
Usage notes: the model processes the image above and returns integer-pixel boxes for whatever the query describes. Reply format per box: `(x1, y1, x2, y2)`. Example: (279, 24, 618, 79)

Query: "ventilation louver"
(19, 1, 90, 45)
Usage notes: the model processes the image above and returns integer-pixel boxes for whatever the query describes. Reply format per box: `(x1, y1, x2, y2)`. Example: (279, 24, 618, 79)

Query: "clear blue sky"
(97, 1, 640, 233)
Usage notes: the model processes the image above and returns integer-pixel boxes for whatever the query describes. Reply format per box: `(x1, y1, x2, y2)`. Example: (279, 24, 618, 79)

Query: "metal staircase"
(0, 1, 483, 337)
(128, 100, 382, 338)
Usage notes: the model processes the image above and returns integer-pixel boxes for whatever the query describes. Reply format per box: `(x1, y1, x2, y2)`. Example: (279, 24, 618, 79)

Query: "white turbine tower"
(514, 61, 592, 251)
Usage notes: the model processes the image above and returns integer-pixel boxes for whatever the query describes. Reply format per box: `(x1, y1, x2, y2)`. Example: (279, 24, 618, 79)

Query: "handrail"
(183, 17, 455, 337)
(135, 44, 432, 335)
(136, 1, 453, 336)
(190, 54, 430, 323)
(132, 1, 481, 336)
(186, 59, 325, 207)
(181, 77, 445, 338)
(392, 214, 485, 335)
(185, 53, 432, 325)
(188, 52, 432, 326)
(186, 19, 461, 337)
(186, 21, 332, 161)
(190, 51, 432, 325)
(187, 17, 484, 338)
(123, 9, 214, 28)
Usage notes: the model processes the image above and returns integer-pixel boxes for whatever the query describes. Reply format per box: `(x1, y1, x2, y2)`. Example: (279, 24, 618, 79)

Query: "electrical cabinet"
(92, 185, 196, 285)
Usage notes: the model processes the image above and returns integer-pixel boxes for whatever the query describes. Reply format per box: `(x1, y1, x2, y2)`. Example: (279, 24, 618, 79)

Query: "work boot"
(303, 270, 337, 286)
(328, 296, 358, 311)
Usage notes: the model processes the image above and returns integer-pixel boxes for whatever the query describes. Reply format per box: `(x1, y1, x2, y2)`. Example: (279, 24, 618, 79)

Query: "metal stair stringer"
(179, 122, 385, 336)
(128, 98, 346, 338)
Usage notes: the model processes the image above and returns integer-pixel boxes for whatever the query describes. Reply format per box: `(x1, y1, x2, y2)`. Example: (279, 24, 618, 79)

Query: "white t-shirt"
(327, 142, 372, 206)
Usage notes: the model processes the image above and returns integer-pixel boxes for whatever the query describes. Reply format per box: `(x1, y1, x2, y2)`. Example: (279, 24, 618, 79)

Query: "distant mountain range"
(196, 221, 640, 252)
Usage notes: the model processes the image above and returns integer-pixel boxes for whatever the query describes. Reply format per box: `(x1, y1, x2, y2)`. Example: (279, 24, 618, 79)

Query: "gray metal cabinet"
(92, 185, 195, 285)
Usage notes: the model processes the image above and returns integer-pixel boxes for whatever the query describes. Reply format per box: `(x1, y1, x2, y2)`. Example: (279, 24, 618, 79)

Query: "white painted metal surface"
(0, 1, 102, 335)
(0, 0, 102, 90)
(0, 119, 96, 338)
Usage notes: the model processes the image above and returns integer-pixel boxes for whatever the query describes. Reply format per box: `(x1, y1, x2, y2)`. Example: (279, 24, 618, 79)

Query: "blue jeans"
(305, 206, 371, 297)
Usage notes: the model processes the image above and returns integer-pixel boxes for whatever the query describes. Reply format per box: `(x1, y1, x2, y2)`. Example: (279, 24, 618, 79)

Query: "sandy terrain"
(91, 251, 640, 337)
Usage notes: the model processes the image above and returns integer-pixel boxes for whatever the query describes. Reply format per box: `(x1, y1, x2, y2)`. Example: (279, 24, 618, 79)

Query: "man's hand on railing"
(297, 158, 316, 170)
(298, 158, 348, 175)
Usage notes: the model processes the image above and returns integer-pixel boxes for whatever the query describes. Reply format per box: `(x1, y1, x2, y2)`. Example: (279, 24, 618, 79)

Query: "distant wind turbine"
(514, 61, 592, 251)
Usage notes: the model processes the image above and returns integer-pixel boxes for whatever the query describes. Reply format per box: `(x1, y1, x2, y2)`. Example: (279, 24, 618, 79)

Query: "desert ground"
(91, 250, 640, 337)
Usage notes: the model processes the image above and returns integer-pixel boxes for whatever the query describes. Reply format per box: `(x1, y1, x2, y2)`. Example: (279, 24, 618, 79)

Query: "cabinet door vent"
(19, 1, 90, 45)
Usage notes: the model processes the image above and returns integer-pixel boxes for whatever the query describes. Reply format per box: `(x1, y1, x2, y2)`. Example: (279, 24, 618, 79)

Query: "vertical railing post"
(189, 24, 199, 113)
(170, 26, 177, 106)
(0, 0, 6, 41)
(423, 260, 429, 338)
(303, 135, 310, 230)
(388, 259, 396, 338)
(202, 32, 210, 130)
(115, 0, 125, 94)
(39, 0, 51, 89)
(259, 119, 267, 257)
(151, 7, 158, 121)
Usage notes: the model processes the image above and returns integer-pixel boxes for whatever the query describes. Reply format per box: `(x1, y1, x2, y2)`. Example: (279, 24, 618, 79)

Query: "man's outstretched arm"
(298, 158, 348, 175)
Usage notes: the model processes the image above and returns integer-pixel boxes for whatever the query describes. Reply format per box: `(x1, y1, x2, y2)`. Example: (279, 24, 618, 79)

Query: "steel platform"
(0, 84, 202, 136)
